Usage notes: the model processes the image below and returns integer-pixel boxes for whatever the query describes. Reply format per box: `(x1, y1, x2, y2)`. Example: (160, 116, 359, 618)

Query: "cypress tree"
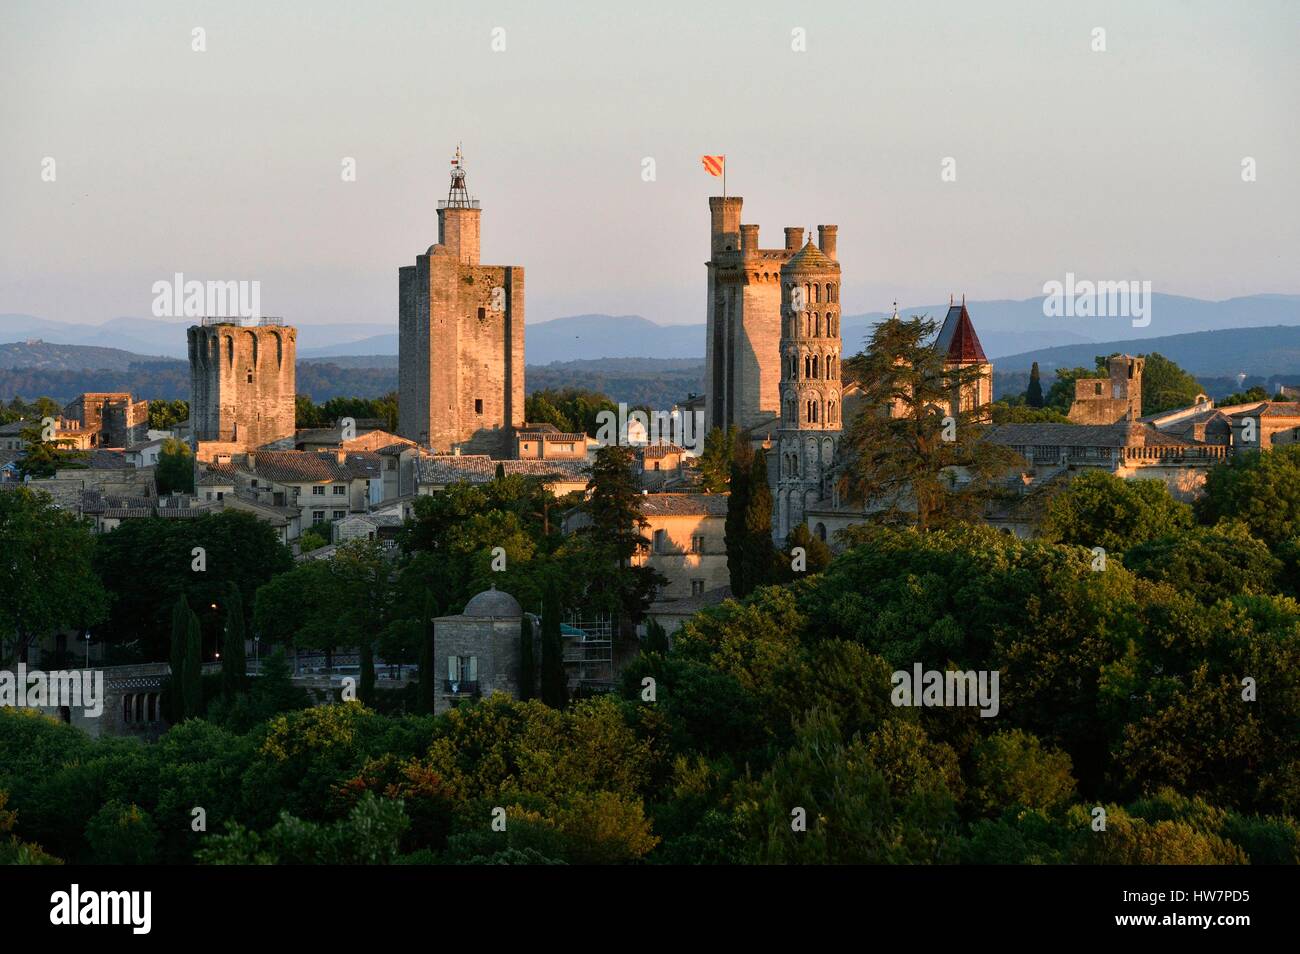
(494, 461, 506, 481)
(168, 594, 190, 722)
(183, 611, 203, 719)
(724, 439, 754, 595)
(1027, 362, 1044, 408)
(643, 616, 670, 654)
(540, 594, 567, 708)
(221, 583, 246, 701)
(741, 448, 777, 594)
(417, 595, 436, 714)
(518, 614, 536, 701)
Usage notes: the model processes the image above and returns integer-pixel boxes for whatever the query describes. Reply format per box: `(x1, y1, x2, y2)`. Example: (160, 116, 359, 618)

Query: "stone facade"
(1068, 354, 1144, 424)
(398, 155, 524, 458)
(187, 319, 297, 457)
(706, 198, 828, 433)
(432, 587, 525, 714)
(63, 392, 150, 448)
(775, 238, 843, 540)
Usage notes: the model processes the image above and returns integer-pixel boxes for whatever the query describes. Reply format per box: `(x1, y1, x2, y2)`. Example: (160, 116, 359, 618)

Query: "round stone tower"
(775, 233, 842, 541)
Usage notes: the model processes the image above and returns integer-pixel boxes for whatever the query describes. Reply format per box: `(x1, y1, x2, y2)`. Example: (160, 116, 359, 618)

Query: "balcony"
(443, 680, 480, 697)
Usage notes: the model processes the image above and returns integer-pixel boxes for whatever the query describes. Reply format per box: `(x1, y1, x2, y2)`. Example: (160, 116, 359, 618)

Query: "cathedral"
(701, 194, 993, 542)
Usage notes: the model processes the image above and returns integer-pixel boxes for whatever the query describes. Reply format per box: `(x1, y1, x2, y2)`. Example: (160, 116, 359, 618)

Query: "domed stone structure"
(433, 585, 529, 713)
(462, 585, 522, 618)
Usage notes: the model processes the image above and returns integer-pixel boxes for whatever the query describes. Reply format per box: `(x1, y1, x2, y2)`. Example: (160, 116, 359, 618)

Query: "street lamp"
(83, 630, 91, 668)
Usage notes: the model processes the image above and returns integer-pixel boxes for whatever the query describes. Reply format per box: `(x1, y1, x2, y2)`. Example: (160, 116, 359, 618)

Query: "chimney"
(817, 225, 838, 260)
(784, 227, 804, 250)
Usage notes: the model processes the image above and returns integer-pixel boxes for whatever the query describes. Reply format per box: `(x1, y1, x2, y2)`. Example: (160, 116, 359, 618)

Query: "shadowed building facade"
(398, 149, 525, 458)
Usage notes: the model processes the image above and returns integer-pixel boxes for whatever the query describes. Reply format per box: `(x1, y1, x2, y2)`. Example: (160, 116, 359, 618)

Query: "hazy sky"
(1, 0, 1297, 329)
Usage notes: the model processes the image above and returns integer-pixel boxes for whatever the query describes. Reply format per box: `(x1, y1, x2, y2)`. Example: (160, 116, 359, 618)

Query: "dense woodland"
(3, 329, 1299, 865)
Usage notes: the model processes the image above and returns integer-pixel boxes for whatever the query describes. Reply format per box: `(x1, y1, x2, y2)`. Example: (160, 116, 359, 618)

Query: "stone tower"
(398, 148, 525, 457)
(1067, 353, 1144, 424)
(774, 232, 842, 540)
(187, 318, 296, 457)
(935, 296, 993, 419)
(706, 198, 829, 434)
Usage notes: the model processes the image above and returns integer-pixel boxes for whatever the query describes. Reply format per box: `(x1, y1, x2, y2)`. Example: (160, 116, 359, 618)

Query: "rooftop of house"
(417, 455, 590, 486)
(242, 450, 355, 484)
(641, 443, 686, 459)
(984, 421, 1210, 449)
(638, 492, 730, 517)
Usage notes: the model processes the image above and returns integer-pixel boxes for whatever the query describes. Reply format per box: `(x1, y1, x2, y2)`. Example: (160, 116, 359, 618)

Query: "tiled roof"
(642, 443, 685, 459)
(417, 455, 590, 486)
(985, 422, 1206, 449)
(638, 493, 729, 517)
(784, 239, 837, 273)
(245, 450, 352, 484)
(85, 450, 132, 469)
(1236, 402, 1300, 418)
(339, 452, 382, 480)
(935, 302, 987, 363)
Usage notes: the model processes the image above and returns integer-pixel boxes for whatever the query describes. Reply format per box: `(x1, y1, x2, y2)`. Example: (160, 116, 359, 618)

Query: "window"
(447, 655, 478, 689)
(332, 485, 346, 495)
(477, 307, 486, 320)
(691, 535, 704, 553)
(333, 510, 346, 520)
(216, 491, 224, 501)
(246, 370, 253, 383)
(312, 485, 325, 495)
(691, 580, 705, 597)
(654, 528, 667, 552)
(475, 399, 483, 415)
(313, 510, 325, 524)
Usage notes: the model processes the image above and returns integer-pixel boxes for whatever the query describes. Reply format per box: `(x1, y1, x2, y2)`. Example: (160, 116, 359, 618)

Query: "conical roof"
(935, 302, 987, 363)
(783, 238, 838, 273)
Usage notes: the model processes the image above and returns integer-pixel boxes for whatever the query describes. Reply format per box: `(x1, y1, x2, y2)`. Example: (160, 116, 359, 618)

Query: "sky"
(1, 0, 1297, 329)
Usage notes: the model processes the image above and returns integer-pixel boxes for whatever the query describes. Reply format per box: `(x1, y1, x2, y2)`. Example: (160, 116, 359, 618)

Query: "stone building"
(187, 318, 297, 460)
(398, 149, 525, 458)
(1067, 354, 1144, 424)
(62, 392, 150, 448)
(433, 586, 525, 714)
(705, 193, 838, 433)
(935, 298, 993, 418)
(775, 238, 843, 539)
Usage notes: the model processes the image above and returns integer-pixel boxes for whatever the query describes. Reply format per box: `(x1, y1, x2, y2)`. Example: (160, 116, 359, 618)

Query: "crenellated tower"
(774, 231, 842, 540)
(397, 147, 525, 457)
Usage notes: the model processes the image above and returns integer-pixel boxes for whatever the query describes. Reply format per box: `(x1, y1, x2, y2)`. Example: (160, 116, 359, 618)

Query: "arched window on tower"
(811, 355, 819, 379)
(815, 313, 821, 337)
(804, 355, 812, 379)
(814, 283, 821, 303)
(828, 400, 837, 423)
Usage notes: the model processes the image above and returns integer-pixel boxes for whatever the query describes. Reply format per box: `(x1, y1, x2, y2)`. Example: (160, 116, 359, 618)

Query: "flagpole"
(723, 156, 727, 198)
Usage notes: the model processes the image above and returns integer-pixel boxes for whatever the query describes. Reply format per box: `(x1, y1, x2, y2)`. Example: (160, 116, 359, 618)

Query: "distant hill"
(0, 339, 171, 371)
(6, 294, 1299, 364)
(996, 324, 1300, 378)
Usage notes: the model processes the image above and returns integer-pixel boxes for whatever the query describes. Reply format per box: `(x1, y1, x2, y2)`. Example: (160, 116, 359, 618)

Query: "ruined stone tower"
(1067, 354, 1144, 424)
(706, 199, 833, 434)
(775, 233, 842, 540)
(187, 318, 296, 458)
(398, 148, 525, 457)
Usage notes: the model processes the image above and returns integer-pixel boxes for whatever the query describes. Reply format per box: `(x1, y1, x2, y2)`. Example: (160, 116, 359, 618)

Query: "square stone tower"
(398, 149, 525, 457)
(705, 198, 816, 434)
(187, 318, 296, 455)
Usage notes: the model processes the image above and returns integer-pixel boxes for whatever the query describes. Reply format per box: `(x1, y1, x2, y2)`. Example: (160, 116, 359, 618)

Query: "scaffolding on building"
(561, 614, 615, 692)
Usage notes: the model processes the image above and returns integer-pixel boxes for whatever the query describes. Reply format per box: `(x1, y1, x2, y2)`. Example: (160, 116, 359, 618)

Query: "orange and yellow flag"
(700, 155, 725, 177)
